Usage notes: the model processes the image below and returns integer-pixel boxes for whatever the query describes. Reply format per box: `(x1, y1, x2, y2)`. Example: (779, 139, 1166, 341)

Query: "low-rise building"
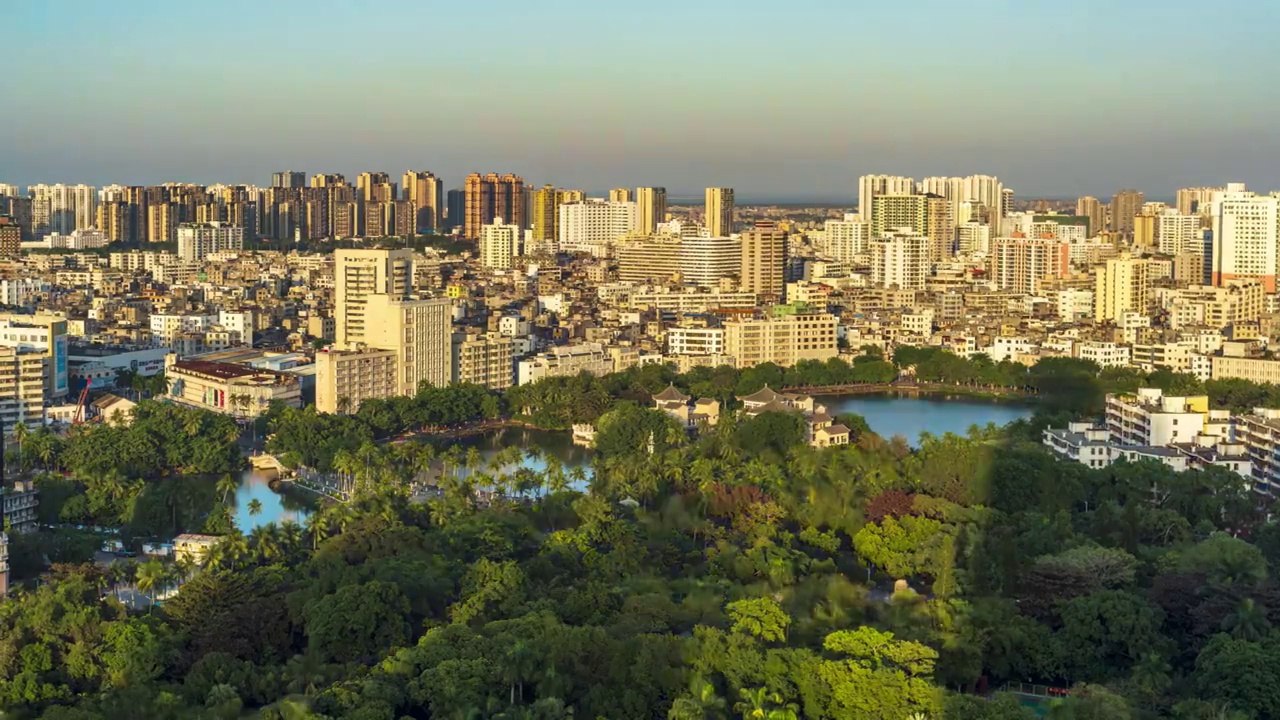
(1, 481, 39, 534)
(517, 343, 615, 385)
(173, 533, 222, 565)
(164, 354, 302, 418)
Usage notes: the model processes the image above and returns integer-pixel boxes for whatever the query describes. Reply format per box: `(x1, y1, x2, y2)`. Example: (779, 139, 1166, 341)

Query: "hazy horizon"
(4, 0, 1277, 198)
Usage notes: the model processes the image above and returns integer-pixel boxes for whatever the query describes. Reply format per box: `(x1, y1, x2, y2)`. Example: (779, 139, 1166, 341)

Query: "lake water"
(241, 395, 1034, 517)
(815, 393, 1034, 446)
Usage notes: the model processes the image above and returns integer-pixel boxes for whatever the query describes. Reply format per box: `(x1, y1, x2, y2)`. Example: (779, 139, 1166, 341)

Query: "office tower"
(680, 235, 743, 288)
(1110, 189, 1144, 235)
(531, 185, 558, 242)
(925, 196, 956, 260)
(557, 200, 637, 256)
(334, 248, 413, 348)
(1177, 187, 1222, 216)
(479, 219, 524, 269)
(446, 190, 465, 232)
(272, 171, 305, 188)
(147, 202, 177, 243)
(635, 187, 667, 235)
(310, 173, 346, 188)
(1156, 210, 1200, 256)
(870, 193, 927, 238)
(870, 230, 931, 289)
(0, 218, 18, 258)
(822, 214, 871, 264)
(357, 172, 395, 203)
(990, 237, 1070, 295)
(609, 188, 634, 203)
(1211, 190, 1280, 291)
(363, 294, 453, 393)
(1095, 255, 1153, 321)
(177, 222, 244, 262)
(1076, 196, 1105, 236)
(705, 188, 735, 237)
(956, 223, 991, 256)
(401, 171, 443, 233)
(858, 175, 915, 219)
(739, 224, 787, 300)
(617, 237, 682, 284)
(464, 173, 526, 239)
(28, 184, 96, 236)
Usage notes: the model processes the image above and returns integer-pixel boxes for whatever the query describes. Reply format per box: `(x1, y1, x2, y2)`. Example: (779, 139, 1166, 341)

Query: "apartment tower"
(334, 248, 413, 348)
(464, 173, 525, 239)
(705, 187, 735, 237)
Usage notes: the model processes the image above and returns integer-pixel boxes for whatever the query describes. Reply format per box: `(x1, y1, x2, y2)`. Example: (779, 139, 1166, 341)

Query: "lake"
(815, 393, 1034, 446)
(241, 395, 1035, 519)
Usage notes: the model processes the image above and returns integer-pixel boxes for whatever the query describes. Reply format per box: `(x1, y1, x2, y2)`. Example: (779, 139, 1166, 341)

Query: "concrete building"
(530, 185, 558, 244)
(721, 312, 838, 368)
(739, 225, 787, 301)
(479, 219, 524, 270)
(0, 312, 69, 398)
(452, 332, 515, 390)
(363, 295, 453, 393)
(517, 343, 615, 385)
(871, 193, 927, 238)
(28, 184, 97, 237)
(956, 222, 991, 256)
(870, 230, 931, 290)
(1211, 189, 1279, 291)
(635, 187, 667, 235)
(1211, 356, 1280, 384)
(315, 347, 398, 414)
(1105, 389, 1211, 447)
(1156, 210, 1201, 256)
(1177, 187, 1222, 217)
(163, 354, 302, 418)
(704, 188, 735, 237)
(823, 214, 870, 263)
(925, 196, 956, 259)
(464, 173, 525, 239)
(334, 248, 413, 348)
(1110, 189, 1144, 235)
(667, 327, 727, 357)
(608, 188, 634, 203)
(177, 222, 244, 262)
(401, 171, 443, 232)
(617, 237, 682, 284)
(1076, 196, 1105, 236)
(679, 235, 742, 288)
(0, 348, 47, 429)
(858, 175, 916, 219)
(1094, 255, 1153, 323)
(557, 200, 637, 257)
(0, 218, 21, 258)
(990, 237, 1069, 295)
(1, 482, 38, 534)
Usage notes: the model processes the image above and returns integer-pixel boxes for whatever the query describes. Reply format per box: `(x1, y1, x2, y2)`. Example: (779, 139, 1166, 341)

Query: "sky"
(2, 0, 1278, 201)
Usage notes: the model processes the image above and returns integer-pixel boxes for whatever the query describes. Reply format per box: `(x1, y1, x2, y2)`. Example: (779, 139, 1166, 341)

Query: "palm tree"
(135, 559, 166, 609)
(668, 676, 726, 720)
(247, 498, 263, 516)
(1222, 597, 1271, 641)
(336, 395, 351, 415)
(217, 474, 239, 505)
(11, 421, 29, 471)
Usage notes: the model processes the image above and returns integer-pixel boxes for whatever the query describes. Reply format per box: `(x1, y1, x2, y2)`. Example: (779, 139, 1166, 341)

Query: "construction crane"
(72, 378, 92, 425)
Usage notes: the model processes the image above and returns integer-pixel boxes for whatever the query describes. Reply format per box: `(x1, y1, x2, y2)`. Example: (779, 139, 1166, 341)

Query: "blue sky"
(2, 0, 1277, 200)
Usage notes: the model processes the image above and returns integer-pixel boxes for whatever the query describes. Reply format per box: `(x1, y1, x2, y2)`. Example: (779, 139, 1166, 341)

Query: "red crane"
(72, 378, 92, 424)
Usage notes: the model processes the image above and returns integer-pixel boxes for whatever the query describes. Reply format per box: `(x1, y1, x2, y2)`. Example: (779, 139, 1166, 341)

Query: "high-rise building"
(363, 294, 453, 393)
(0, 218, 19, 258)
(446, 190, 465, 232)
(28, 184, 96, 237)
(1095, 255, 1153, 322)
(1076, 196, 1105, 236)
(531, 185, 558, 243)
(740, 224, 787, 300)
(925, 196, 956, 260)
(479, 219, 524, 269)
(1211, 188, 1280, 292)
(177, 222, 244, 262)
(464, 173, 525, 239)
(402, 171, 443, 233)
(452, 332, 515, 390)
(617, 237, 682, 284)
(609, 188, 634, 203)
(334, 248, 413, 348)
(635, 187, 667, 235)
(147, 202, 178, 243)
(1177, 187, 1223, 217)
(858, 175, 915, 219)
(310, 173, 346, 188)
(870, 230, 931, 289)
(679, 235, 742, 288)
(822, 214, 870, 264)
(0, 184, 17, 198)
(272, 171, 305, 188)
(1110, 189, 1145, 235)
(1133, 212, 1157, 248)
(871, 194, 927, 238)
(557, 200, 637, 257)
(1156, 210, 1201, 256)
(705, 188, 735, 237)
(956, 223, 991, 256)
(990, 237, 1070, 295)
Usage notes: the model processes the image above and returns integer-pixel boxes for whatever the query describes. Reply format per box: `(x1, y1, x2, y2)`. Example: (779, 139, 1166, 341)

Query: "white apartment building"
(479, 219, 524, 270)
(28, 184, 96, 236)
(985, 337, 1035, 363)
(557, 200, 638, 257)
(870, 229, 930, 290)
(0, 279, 47, 307)
(721, 313, 838, 369)
(517, 343, 615, 385)
(822, 215, 871, 263)
(1156, 210, 1201, 256)
(177, 222, 244, 262)
(334, 248, 413, 348)
(956, 222, 991, 256)
(1211, 188, 1279, 292)
(1077, 341, 1131, 368)
(110, 251, 178, 273)
(626, 289, 757, 313)
(1236, 409, 1280, 494)
(857, 175, 915, 218)
(1055, 289, 1095, 321)
(42, 228, 108, 250)
(667, 327, 726, 357)
(679, 235, 742, 287)
(1105, 389, 1210, 447)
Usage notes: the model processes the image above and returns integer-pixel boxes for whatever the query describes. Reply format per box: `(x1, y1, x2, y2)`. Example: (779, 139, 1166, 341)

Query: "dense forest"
(7, 351, 1280, 717)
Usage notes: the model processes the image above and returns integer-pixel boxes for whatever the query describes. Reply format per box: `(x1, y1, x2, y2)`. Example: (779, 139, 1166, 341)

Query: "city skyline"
(4, 1, 1279, 196)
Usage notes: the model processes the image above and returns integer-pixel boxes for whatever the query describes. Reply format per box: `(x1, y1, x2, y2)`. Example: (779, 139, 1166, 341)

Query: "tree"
(303, 581, 411, 663)
(726, 597, 790, 643)
(247, 499, 263, 517)
(668, 676, 727, 720)
(1221, 598, 1270, 641)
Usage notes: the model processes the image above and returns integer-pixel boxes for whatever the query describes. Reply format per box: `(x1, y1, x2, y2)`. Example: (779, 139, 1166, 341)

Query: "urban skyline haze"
(3, 0, 1278, 198)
